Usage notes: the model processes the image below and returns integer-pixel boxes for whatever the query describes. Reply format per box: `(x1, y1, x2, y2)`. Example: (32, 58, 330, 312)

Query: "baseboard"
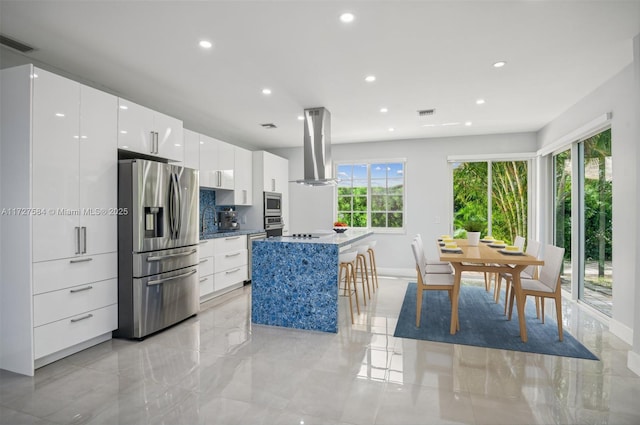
(34, 332, 112, 370)
(609, 318, 634, 345)
(628, 350, 640, 377)
(379, 267, 413, 278)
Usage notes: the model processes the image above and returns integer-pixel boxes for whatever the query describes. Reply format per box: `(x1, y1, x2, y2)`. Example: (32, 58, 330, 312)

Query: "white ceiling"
(1, 1, 639, 150)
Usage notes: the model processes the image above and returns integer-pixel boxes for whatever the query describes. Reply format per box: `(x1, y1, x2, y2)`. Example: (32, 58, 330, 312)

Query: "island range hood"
(295, 107, 337, 186)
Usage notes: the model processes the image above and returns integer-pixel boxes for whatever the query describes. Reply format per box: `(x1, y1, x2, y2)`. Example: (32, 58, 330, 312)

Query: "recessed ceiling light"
(174, 143, 181, 147)
(493, 61, 506, 68)
(55, 113, 65, 117)
(388, 127, 395, 132)
(365, 75, 376, 83)
(442, 122, 460, 126)
(465, 121, 472, 126)
(380, 107, 388, 113)
(120, 130, 127, 134)
(199, 40, 213, 49)
(119, 105, 128, 110)
(200, 141, 204, 144)
(297, 115, 304, 121)
(422, 124, 436, 128)
(340, 12, 355, 23)
(476, 99, 485, 105)
(262, 88, 272, 95)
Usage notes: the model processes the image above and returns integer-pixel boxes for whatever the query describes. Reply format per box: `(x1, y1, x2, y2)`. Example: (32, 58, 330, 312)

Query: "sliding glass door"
(552, 128, 612, 315)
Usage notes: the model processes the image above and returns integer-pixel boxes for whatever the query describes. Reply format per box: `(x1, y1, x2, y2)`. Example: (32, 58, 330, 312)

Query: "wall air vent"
(260, 123, 277, 129)
(0, 34, 35, 53)
(417, 109, 436, 117)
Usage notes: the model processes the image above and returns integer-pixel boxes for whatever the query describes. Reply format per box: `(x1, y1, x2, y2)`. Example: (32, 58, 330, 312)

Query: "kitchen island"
(251, 229, 373, 332)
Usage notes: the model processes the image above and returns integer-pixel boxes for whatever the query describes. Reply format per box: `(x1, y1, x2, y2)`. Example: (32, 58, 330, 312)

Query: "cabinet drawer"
(198, 256, 214, 276)
(214, 265, 247, 292)
(33, 279, 117, 327)
(213, 235, 246, 254)
(34, 304, 117, 360)
(199, 274, 214, 298)
(199, 240, 214, 258)
(214, 249, 247, 271)
(33, 252, 117, 295)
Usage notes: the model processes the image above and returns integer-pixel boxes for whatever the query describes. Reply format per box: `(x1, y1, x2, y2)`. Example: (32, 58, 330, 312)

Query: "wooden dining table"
(437, 239, 544, 342)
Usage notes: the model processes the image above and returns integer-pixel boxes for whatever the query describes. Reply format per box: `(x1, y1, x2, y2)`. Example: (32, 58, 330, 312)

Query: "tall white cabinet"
(1, 65, 118, 376)
(247, 151, 290, 234)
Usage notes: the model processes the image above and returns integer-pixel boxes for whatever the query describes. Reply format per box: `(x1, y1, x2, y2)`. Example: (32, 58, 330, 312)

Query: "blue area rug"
(394, 282, 598, 360)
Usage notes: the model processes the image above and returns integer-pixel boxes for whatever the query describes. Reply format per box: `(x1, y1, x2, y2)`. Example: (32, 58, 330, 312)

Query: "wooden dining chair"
(485, 235, 525, 292)
(411, 240, 456, 327)
(414, 234, 453, 274)
(496, 239, 541, 310)
(507, 244, 566, 341)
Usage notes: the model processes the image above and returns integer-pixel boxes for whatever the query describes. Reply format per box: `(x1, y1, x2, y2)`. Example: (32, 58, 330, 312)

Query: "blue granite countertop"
(257, 229, 373, 247)
(200, 229, 266, 240)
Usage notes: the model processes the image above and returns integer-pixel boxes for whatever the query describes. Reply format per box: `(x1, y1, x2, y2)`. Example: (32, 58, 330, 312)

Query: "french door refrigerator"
(115, 159, 199, 339)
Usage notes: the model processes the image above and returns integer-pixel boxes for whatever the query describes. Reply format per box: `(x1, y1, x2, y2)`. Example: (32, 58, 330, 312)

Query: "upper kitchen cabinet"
(257, 151, 289, 193)
(233, 146, 253, 205)
(181, 129, 200, 170)
(31, 70, 118, 262)
(117, 98, 184, 162)
(200, 134, 234, 190)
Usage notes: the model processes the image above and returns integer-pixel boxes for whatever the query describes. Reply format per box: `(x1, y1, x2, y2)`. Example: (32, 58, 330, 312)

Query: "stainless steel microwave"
(264, 191, 282, 217)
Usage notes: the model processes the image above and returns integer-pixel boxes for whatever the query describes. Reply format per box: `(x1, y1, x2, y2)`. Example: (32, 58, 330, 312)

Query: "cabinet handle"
(74, 227, 81, 255)
(272, 178, 276, 192)
(70, 257, 93, 264)
(70, 314, 93, 323)
(199, 240, 209, 245)
(225, 236, 240, 240)
(150, 131, 155, 154)
(225, 252, 241, 258)
(217, 170, 222, 187)
(243, 190, 247, 204)
(147, 269, 197, 286)
(82, 226, 87, 254)
(199, 277, 208, 282)
(225, 268, 241, 274)
(199, 258, 209, 264)
(70, 285, 93, 293)
(156, 132, 159, 154)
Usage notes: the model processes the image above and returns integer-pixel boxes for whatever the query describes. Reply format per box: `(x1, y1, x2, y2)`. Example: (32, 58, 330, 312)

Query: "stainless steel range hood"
(295, 107, 337, 186)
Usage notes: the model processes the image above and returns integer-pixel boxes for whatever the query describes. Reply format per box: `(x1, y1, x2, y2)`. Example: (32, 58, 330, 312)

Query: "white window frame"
(334, 158, 407, 234)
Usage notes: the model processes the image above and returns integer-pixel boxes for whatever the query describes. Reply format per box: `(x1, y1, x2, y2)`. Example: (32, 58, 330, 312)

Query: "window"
(336, 161, 405, 230)
(451, 160, 528, 244)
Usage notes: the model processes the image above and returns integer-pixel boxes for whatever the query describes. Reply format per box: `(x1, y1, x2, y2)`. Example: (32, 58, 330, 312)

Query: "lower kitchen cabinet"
(199, 235, 248, 301)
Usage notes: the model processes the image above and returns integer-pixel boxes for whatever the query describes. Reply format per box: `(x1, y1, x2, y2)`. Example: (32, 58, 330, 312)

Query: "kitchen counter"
(200, 229, 265, 240)
(251, 229, 373, 333)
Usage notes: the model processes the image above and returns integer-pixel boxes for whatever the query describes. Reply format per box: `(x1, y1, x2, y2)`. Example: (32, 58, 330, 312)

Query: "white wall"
(631, 34, 640, 376)
(273, 132, 537, 275)
(537, 34, 639, 358)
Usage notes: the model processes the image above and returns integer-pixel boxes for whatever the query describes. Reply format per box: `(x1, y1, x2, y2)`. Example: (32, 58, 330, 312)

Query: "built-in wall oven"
(264, 191, 282, 217)
(264, 216, 284, 238)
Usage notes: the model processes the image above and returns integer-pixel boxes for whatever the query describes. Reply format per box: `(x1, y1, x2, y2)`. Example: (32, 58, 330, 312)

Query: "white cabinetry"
(198, 236, 247, 301)
(198, 240, 215, 299)
(200, 134, 234, 190)
(248, 151, 289, 234)
(180, 128, 200, 169)
(233, 147, 253, 206)
(0, 65, 118, 376)
(117, 98, 184, 162)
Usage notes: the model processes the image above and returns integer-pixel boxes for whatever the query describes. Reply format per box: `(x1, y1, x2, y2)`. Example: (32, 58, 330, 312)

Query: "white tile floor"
(1, 276, 639, 425)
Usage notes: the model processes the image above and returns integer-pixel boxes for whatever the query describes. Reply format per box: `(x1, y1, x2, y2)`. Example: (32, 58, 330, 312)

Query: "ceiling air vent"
(260, 123, 277, 129)
(417, 109, 436, 117)
(0, 34, 35, 53)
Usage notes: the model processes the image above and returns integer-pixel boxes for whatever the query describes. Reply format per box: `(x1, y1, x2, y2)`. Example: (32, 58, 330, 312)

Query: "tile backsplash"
(199, 189, 217, 234)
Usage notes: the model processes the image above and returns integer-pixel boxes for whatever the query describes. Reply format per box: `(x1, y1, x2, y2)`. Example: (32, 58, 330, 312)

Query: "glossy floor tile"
(1, 277, 639, 425)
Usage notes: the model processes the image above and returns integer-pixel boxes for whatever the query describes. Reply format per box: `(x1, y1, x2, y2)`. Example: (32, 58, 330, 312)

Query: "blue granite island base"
(251, 229, 372, 333)
(251, 242, 339, 332)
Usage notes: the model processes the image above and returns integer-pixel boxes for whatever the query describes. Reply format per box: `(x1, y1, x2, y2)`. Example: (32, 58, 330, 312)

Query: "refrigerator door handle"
(147, 269, 197, 286)
(173, 173, 182, 238)
(146, 248, 197, 262)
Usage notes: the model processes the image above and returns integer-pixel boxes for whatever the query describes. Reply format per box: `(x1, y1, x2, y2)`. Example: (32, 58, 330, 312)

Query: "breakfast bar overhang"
(251, 229, 373, 332)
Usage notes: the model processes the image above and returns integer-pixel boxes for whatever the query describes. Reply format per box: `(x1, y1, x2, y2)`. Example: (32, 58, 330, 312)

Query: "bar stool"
(367, 240, 379, 290)
(355, 244, 372, 303)
(338, 251, 360, 324)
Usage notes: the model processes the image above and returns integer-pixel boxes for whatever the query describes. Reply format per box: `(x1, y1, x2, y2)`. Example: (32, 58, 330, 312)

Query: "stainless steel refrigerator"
(115, 159, 200, 339)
